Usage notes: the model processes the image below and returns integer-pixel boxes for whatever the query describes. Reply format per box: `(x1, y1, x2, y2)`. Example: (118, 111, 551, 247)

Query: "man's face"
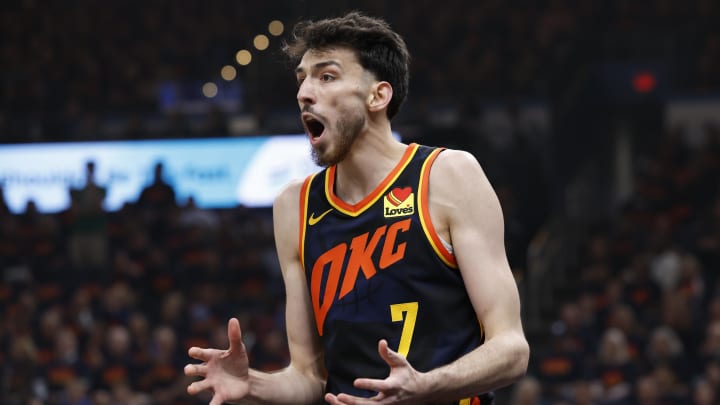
(295, 47, 371, 167)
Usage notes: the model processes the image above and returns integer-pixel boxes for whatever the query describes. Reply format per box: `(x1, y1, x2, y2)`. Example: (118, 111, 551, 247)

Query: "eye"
(320, 73, 334, 82)
(296, 77, 305, 87)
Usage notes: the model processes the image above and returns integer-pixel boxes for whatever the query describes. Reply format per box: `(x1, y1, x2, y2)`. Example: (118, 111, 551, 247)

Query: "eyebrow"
(295, 60, 342, 75)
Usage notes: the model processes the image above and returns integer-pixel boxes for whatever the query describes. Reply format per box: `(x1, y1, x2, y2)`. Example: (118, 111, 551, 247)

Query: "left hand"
(325, 339, 427, 404)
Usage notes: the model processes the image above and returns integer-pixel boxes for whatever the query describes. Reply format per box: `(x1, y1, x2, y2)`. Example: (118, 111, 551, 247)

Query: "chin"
(311, 146, 331, 167)
(314, 146, 346, 167)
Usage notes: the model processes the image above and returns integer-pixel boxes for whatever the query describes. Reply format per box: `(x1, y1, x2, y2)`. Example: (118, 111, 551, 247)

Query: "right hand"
(185, 318, 251, 405)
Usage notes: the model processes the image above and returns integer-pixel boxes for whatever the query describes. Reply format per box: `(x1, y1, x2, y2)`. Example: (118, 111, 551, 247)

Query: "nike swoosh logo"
(308, 208, 333, 226)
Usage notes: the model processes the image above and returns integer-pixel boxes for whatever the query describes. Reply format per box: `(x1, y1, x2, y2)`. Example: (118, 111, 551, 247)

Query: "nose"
(296, 79, 315, 106)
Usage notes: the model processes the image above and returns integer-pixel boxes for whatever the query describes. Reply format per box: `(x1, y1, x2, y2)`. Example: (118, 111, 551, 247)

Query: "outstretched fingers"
(227, 317, 245, 353)
(353, 377, 391, 395)
(377, 339, 406, 367)
(186, 377, 213, 395)
(188, 346, 224, 362)
(184, 362, 208, 377)
(325, 393, 366, 405)
(187, 318, 243, 364)
(184, 317, 252, 404)
(353, 339, 416, 396)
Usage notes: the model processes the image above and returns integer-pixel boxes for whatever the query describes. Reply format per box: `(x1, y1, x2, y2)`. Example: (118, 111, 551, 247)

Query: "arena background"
(1, 0, 720, 404)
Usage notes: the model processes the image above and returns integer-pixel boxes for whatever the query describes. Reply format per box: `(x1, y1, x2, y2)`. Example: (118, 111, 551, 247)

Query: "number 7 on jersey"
(390, 301, 418, 358)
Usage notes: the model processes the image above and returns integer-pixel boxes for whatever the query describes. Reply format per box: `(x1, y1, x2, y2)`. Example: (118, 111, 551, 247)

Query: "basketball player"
(184, 12, 529, 405)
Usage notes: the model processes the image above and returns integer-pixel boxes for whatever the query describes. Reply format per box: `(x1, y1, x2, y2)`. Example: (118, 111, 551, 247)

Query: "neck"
(333, 126, 407, 205)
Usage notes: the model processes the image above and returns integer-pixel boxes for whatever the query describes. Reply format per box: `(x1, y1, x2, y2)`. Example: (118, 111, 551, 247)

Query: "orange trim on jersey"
(325, 143, 419, 217)
(459, 397, 482, 405)
(418, 148, 458, 268)
(298, 173, 316, 272)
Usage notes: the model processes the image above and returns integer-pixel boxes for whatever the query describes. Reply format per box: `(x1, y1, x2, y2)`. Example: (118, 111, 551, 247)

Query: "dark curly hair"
(283, 12, 410, 120)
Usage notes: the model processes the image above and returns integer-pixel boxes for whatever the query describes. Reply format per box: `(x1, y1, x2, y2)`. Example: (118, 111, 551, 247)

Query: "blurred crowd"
(2, 0, 720, 143)
(514, 123, 720, 404)
(0, 162, 288, 404)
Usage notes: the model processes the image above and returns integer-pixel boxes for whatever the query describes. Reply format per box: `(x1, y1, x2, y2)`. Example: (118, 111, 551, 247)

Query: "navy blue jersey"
(299, 143, 493, 405)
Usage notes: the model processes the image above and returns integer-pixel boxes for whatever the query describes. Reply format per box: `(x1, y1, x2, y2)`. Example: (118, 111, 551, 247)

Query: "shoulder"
(431, 148, 483, 178)
(273, 177, 306, 217)
(272, 178, 307, 256)
(428, 148, 502, 225)
(430, 148, 493, 198)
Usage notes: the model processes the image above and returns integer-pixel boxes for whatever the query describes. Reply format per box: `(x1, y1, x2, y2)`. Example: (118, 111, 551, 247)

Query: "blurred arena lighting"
(236, 49, 252, 66)
(221, 65, 237, 81)
(254, 34, 270, 51)
(202, 82, 218, 98)
(632, 71, 657, 93)
(268, 20, 284, 36)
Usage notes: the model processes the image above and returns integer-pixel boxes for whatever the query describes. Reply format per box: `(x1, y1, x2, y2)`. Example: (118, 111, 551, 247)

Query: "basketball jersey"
(299, 143, 494, 405)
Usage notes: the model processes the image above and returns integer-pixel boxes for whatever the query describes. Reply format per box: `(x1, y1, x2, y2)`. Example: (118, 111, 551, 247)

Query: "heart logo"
(387, 187, 412, 206)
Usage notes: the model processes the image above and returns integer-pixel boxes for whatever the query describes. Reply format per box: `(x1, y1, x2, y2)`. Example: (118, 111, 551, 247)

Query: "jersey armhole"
(417, 148, 458, 268)
(298, 173, 316, 273)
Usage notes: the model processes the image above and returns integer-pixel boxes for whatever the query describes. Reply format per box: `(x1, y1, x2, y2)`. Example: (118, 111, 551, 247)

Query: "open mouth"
(302, 114, 326, 139)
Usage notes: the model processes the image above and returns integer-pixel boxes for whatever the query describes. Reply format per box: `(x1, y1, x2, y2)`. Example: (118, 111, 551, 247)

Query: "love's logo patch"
(384, 186, 414, 218)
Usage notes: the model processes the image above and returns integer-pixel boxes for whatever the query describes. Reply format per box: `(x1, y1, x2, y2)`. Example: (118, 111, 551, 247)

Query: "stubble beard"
(311, 111, 365, 167)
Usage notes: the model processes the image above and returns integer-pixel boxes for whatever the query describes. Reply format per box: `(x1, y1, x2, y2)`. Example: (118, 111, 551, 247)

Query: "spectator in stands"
(139, 325, 189, 404)
(644, 326, 686, 374)
(67, 160, 108, 273)
(94, 325, 137, 391)
(661, 288, 700, 356)
(634, 374, 663, 405)
(532, 329, 585, 401)
(178, 195, 220, 230)
(651, 363, 690, 403)
(58, 378, 92, 405)
(606, 304, 644, 352)
(701, 321, 720, 364)
(137, 161, 178, 241)
(593, 328, 636, 403)
(42, 327, 91, 401)
(700, 355, 720, 391)
(508, 376, 542, 405)
(622, 253, 663, 328)
(2, 334, 39, 404)
(138, 161, 176, 212)
(692, 377, 717, 405)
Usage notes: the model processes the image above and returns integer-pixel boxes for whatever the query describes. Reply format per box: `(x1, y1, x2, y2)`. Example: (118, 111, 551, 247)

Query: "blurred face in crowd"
(599, 328, 630, 365)
(694, 378, 717, 405)
(636, 375, 660, 404)
(55, 327, 79, 360)
(703, 321, 720, 357)
(106, 325, 131, 357)
(296, 47, 373, 167)
(648, 326, 683, 360)
(511, 377, 541, 404)
(153, 325, 177, 360)
(40, 307, 62, 338)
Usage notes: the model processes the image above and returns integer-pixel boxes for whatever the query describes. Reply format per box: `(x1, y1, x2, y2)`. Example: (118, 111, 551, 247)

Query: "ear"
(367, 81, 393, 113)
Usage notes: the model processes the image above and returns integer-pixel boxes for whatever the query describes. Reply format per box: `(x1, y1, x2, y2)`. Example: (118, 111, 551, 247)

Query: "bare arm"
(419, 149, 530, 399)
(246, 179, 327, 403)
(185, 179, 326, 405)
